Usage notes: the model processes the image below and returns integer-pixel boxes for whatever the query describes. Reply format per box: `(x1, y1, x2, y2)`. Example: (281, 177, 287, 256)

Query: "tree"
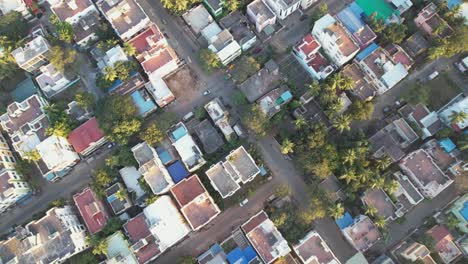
(110, 119, 142, 145)
(329, 73, 354, 91)
(403, 84, 430, 105)
(374, 216, 386, 229)
(0, 11, 29, 43)
(24, 150, 41, 162)
(232, 56, 260, 82)
(50, 15, 74, 43)
(122, 42, 136, 56)
(68, 251, 99, 264)
(348, 100, 374, 120)
(280, 138, 295, 154)
(199, 48, 221, 71)
(161, 0, 200, 13)
(177, 256, 197, 264)
(75, 91, 95, 110)
(382, 23, 407, 44)
(328, 203, 345, 219)
(308, 80, 321, 98)
(93, 168, 114, 188)
(243, 104, 270, 136)
(139, 122, 165, 146)
(311, 3, 328, 23)
(449, 110, 467, 124)
(87, 236, 107, 256)
(339, 170, 357, 184)
(116, 189, 127, 201)
(375, 156, 392, 171)
(224, 0, 239, 12)
(366, 12, 386, 33)
(428, 26, 468, 59)
(273, 184, 292, 198)
(45, 104, 75, 137)
(365, 205, 378, 216)
(294, 116, 307, 130)
(48, 46, 77, 73)
(332, 114, 351, 133)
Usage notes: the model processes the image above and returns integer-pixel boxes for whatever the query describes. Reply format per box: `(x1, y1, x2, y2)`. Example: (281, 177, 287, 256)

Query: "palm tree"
(281, 138, 295, 155)
(332, 114, 351, 133)
(294, 116, 308, 130)
(123, 42, 136, 56)
(449, 111, 467, 124)
(374, 216, 386, 229)
(115, 189, 127, 201)
(375, 156, 392, 171)
(342, 149, 357, 165)
(328, 203, 345, 219)
(339, 170, 357, 184)
(383, 179, 400, 194)
(23, 150, 41, 162)
(370, 177, 386, 189)
(308, 80, 321, 97)
(328, 73, 354, 91)
(103, 66, 117, 81)
(365, 205, 378, 216)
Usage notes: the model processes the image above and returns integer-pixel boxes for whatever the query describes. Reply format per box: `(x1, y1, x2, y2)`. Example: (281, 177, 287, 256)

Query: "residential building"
(355, 0, 401, 23)
(361, 189, 401, 221)
(205, 98, 235, 140)
(264, 0, 300, 20)
(293, 230, 340, 264)
(130, 88, 158, 117)
(67, 117, 107, 157)
(336, 2, 377, 48)
(206, 161, 241, 198)
(48, 0, 98, 25)
(399, 149, 454, 198)
(422, 139, 457, 172)
(293, 34, 334, 80)
(203, 0, 223, 17)
(369, 118, 419, 162)
(0, 0, 30, 18)
(66, 101, 92, 122)
(203, 25, 242, 66)
(132, 142, 174, 195)
(35, 64, 74, 98)
(0, 133, 16, 171)
(293, 91, 331, 127)
(312, 14, 360, 67)
(427, 225, 462, 263)
(96, 0, 150, 41)
(355, 43, 408, 94)
(95, 44, 129, 70)
(241, 211, 291, 263)
(300, 0, 318, 9)
(73, 187, 110, 234)
(11, 35, 50, 72)
(119, 166, 146, 204)
(141, 45, 178, 78)
(390, 0, 413, 14)
(219, 11, 257, 51)
(194, 119, 224, 154)
(0, 206, 88, 263)
(392, 171, 424, 213)
(239, 59, 280, 102)
(0, 170, 30, 214)
(183, 5, 214, 35)
(341, 215, 381, 252)
(399, 242, 436, 264)
(73, 12, 101, 47)
(170, 175, 220, 231)
(225, 146, 261, 183)
(168, 123, 206, 172)
(105, 72, 146, 95)
(414, 3, 453, 38)
(342, 63, 377, 100)
(104, 231, 138, 264)
(144, 75, 175, 108)
(448, 194, 468, 234)
(384, 43, 413, 70)
(319, 175, 345, 202)
(402, 32, 430, 58)
(247, 0, 277, 33)
(438, 95, 468, 131)
(345, 252, 369, 264)
(124, 195, 190, 263)
(105, 183, 132, 215)
(257, 86, 293, 118)
(372, 255, 395, 264)
(404, 104, 445, 139)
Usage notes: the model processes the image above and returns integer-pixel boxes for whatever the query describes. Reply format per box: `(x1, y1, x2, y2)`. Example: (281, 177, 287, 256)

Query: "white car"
(428, 71, 439, 80)
(239, 198, 249, 207)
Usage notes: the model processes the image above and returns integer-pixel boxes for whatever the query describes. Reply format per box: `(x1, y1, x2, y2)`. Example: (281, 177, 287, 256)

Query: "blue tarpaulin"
(439, 138, 457, 153)
(171, 126, 188, 141)
(336, 211, 354, 229)
(226, 246, 258, 264)
(355, 42, 379, 61)
(167, 160, 189, 183)
(337, 2, 366, 33)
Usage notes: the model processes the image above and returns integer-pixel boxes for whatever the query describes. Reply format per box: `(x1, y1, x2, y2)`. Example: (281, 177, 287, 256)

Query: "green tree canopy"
(428, 26, 468, 59)
(50, 15, 74, 43)
(366, 12, 386, 33)
(199, 48, 221, 72)
(0, 11, 29, 43)
(48, 46, 78, 73)
(161, 0, 200, 13)
(348, 100, 374, 120)
(45, 104, 75, 137)
(242, 104, 270, 136)
(75, 91, 96, 110)
(382, 23, 407, 44)
(139, 122, 165, 146)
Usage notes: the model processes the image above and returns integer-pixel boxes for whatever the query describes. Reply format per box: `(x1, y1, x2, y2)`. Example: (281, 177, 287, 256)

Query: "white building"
(312, 14, 360, 67)
(205, 98, 235, 140)
(293, 230, 340, 264)
(36, 135, 80, 178)
(0, 170, 30, 214)
(264, 0, 301, 20)
(169, 123, 206, 172)
(293, 34, 334, 80)
(35, 64, 74, 98)
(144, 75, 175, 108)
(438, 95, 468, 130)
(11, 35, 50, 72)
(207, 29, 242, 66)
(0, 0, 32, 19)
(48, 0, 98, 25)
(300, 0, 318, 10)
(247, 0, 277, 33)
(97, 44, 129, 70)
(0, 134, 16, 172)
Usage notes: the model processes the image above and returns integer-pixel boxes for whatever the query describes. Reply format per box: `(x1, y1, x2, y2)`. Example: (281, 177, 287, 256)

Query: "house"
(402, 32, 430, 58)
(300, 0, 318, 9)
(355, 43, 408, 94)
(372, 254, 395, 264)
(312, 14, 360, 67)
(414, 3, 453, 38)
(67, 117, 107, 157)
(355, 0, 401, 23)
(119, 166, 146, 204)
(73, 187, 110, 234)
(342, 63, 377, 100)
(389, 0, 413, 14)
(11, 35, 50, 72)
(183, 5, 214, 35)
(0, 0, 31, 19)
(448, 194, 468, 234)
(242, 211, 291, 263)
(73, 12, 101, 47)
(207, 29, 242, 66)
(438, 95, 468, 131)
(263, 0, 300, 20)
(404, 104, 445, 139)
(399, 242, 436, 264)
(205, 98, 235, 140)
(66, 101, 92, 122)
(293, 230, 340, 264)
(239, 59, 280, 102)
(421, 139, 457, 172)
(293, 91, 331, 127)
(361, 188, 401, 221)
(124, 195, 190, 263)
(257, 86, 293, 117)
(104, 231, 138, 264)
(94, 44, 129, 70)
(131, 142, 174, 195)
(341, 215, 381, 252)
(206, 146, 260, 198)
(144, 75, 175, 108)
(391, 171, 424, 213)
(0, 170, 30, 214)
(35, 63, 75, 98)
(293, 34, 334, 80)
(48, 0, 98, 24)
(105, 183, 132, 215)
(168, 123, 206, 172)
(319, 175, 345, 202)
(0, 206, 88, 263)
(140, 45, 178, 78)
(399, 149, 454, 198)
(203, 0, 223, 17)
(384, 44, 413, 70)
(129, 88, 158, 117)
(0, 134, 16, 172)
(170, 175, 221, 230)
(96, 0, 150, 41)
(106, 72, 146, 95)
(247, 0, 277, 33)
(194, 119, 224, 154)
(427, 225, 462, 263)
(336, 2, 377, 48)
(369, 118, 419, 162)
(220, 11, 257, 51)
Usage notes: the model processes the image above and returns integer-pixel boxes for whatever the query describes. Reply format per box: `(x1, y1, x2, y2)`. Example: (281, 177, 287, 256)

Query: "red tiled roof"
(73, 187, 109, 234)
(297, 34, 320, 57)
(242, 211, 268, 234)
(67, 117, 105, 154)
(170, 175, 205, 207)
(428, 225, 451, 243)
(411, 104, 430, 126)
(124, 213, 151, 241)
(307, 52, 330, 72)
(141, 49, 175, 74)
(127, 24, 164, 54)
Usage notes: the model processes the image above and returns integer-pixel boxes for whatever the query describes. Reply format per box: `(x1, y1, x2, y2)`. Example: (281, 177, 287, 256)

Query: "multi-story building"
(312, 14, 360, 67)
(263, 0, 300, 20)
(293, 34, 334, 80)
(48, 0, 98, 25)
(0, 170, 30, 214)
(11, 35, 50, 72)
(0, 134, 15, 171)
(247, 0, 277, 33)
(168, 123, 206, 172)
(35, 64, 74, 98)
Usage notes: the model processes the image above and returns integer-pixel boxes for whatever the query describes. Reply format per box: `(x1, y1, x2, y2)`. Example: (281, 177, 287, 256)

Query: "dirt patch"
(165, 66, 201, 105)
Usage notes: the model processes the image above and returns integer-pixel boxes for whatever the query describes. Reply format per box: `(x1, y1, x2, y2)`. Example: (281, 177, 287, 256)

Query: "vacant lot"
(425, 72, 462, 110)
(165, 66, 200, 105)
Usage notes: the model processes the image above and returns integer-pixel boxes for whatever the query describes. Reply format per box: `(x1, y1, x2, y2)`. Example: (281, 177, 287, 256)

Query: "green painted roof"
(356, 0, 398, 20)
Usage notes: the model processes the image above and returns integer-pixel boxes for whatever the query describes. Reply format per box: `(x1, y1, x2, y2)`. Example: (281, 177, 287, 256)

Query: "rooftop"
(392, 172, 424, 210)
(355, 0, 398, 20)
(119, 166, 146, 200)
(194, 119, 224, 154)
(123, 213, 161, 263)
(35, 64, 72, 97)
(170, 175, 220, 230)
(73, 187, 109, 234)
(294, 231, 340, 264)
(342, 215, 381, 252)
(402, 32, 430, 58)
(11, 35, 49, 68)
(362, 189, 397, 221)
(182, 5, 214, 34)
(73, 11, 101, 44)
(67, 117, 106, 154)
(106, 72, 146, 95)
(205, 97, 227, 122)
(126, 23, 165, 58)
(219, 11, 257, 47)
(257, 87, 293, 118)
(206, 162, 241, 198)
(247, 0, 276, 24)
(105, 183, 131, 215)
(427, 225, 462, 263)
(342, 63, 376, 100)
(140, 47, 177, 74)
(336, 2, 377, 47)
(239, 59, 280, 102)
(170, 123, 206, 172)
(105, 231, 137, 264)
(242, 211, 291, 263)
(313, 15, 360, 57)
(50, 0, 95, 22)
(422, 139, 456, 171)
(226, 146, 260, 183)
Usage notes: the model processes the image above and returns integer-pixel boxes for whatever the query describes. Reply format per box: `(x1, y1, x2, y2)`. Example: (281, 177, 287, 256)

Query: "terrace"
(119, 166, 146, 202)
(293, 231, 340, 264)
(225, 146, 260, 183)
(206, 162, 241, 198)
(124, 213, 161, 264)
(336, 2, 377, 47)
(50, 0, 96, 24)
(422, 139, 456, 171)
(327, 22, 360, 58)
(427, 225, 462, 263)
(257, 87, 293, 118)
(239, 59, 281, 103)
(448, 194, 468, 233)
(392, 171, 424, 211)
(105, 183, 132, 215)
(105, 232, 138, 264)
(362, 189, 398, 221)
(169, 123, 206, 172)
(342, 215, 381, 252)
(342, 63, 377, 101)
(194, 119, 224, 154)
(182, 5, 214, 35)
(73, 187, 109, 235)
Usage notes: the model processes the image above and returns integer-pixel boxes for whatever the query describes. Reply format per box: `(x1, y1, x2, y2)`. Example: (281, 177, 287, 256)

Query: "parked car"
(183, 112, 194, 121)
(239, 199, 249, 207)
(428, 71, 439, 80)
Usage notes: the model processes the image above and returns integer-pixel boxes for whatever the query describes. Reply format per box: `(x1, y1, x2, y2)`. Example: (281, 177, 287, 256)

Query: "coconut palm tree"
(370, 177, 386, 189)
(115, 189, 127, 201)
(365, 205, 378, 216)
(375, 156, 392, 171)
(374, 216, 386, 229)
(342, 149, 357, 165)
(294, 116, 308, 130)
(328, 203, 345, 219)
(281, 138, 295, 155)
(339, 170, 357, 184)
(449, 110, 467, 124)
(103, 66, 117, 81)
(383, 179, 400, 194)
(123, 42, 136, 56)
(328, 73, 354, 91)
(332, 114, 351, 133)
(308, 80, 321, 97)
